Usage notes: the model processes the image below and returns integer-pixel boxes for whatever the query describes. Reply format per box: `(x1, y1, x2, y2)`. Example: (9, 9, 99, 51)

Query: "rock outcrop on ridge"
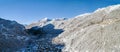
(0, 18, 29, 51)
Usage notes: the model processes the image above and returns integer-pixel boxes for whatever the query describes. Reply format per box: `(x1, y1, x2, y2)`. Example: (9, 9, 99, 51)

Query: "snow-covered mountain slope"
(53, 4, 120, 52)
(25, 4, 120, 52)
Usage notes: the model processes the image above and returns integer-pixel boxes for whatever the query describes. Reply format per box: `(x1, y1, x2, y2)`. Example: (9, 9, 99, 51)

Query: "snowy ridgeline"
(53, 4, 120, 52)
(26, 18, 68, 29)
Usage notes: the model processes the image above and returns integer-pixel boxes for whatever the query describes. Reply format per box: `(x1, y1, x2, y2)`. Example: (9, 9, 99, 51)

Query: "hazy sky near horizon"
(0, 0, 120, 24)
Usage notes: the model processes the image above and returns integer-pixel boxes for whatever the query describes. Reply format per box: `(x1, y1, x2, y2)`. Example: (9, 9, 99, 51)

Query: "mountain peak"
(95, 4, 120, 13)
(40, 18, 51, 22)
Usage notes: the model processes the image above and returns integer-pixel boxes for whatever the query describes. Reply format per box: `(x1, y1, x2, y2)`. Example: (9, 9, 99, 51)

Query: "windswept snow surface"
(53, 4, 120, 52)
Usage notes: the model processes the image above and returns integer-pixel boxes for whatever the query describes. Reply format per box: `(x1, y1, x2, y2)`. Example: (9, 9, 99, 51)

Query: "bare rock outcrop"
(0, 18, 29, 51)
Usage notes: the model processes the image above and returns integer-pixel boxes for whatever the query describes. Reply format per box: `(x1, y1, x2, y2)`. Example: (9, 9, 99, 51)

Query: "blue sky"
(0, 0, 120, 24)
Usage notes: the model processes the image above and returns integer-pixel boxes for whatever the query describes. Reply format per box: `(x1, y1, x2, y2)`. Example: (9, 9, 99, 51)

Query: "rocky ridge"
(0, 18, 29, 52)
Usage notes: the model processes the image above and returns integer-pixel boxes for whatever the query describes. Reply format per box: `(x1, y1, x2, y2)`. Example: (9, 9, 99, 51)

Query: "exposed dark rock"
(26, 26, 45, 35)
(24, 24, 64, 52)
(42, 24, 64, 34)
(0, 18, 29, 52)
